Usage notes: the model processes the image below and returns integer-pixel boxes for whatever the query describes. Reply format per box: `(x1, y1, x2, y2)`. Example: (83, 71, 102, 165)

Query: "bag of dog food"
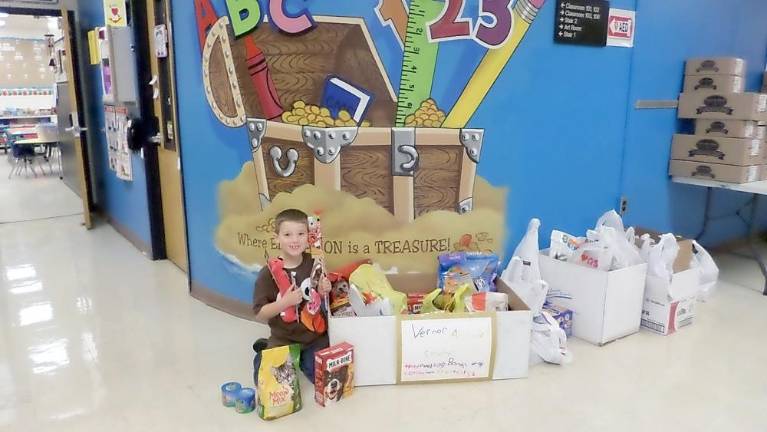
(257, 345, 302, 420)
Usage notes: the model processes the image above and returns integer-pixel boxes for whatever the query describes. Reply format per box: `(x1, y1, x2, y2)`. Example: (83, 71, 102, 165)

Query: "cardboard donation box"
(641, 266, 701, 336)
(683, 75, 744, 94)
(539, 252, 648, 346)
(685, 57, 745, 77)
(677, 92, 767, 121)
(671, 134, 764, 166)
(328, 274, 532, 386)
(668, 160, 764, 183)
(635, 228, 692, 274)
(694, 119, 764, 139)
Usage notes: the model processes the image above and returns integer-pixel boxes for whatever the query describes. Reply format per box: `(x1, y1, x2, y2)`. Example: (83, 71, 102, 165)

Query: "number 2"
(474, 0, 514, 48)
(427, 0, 472, 41)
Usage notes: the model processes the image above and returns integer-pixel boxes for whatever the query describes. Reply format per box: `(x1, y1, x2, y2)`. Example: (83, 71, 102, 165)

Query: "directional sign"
(554, 0, 609, 47)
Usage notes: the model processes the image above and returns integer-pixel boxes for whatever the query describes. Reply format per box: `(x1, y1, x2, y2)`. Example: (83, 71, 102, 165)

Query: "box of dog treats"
(315, 342, 354, 407)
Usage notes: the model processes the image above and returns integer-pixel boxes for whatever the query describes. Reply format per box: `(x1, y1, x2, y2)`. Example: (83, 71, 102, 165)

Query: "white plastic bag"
(511, 218, 542, 282)
(501, 256, 549, 316)
(595, 209, 625, 233)
(347, 284, 391, 316)
(600, 226, 643, 269)
(549, 230, 584, 261)
(691, 240, 719, 301)
(531, 311, 573, 365)
(645, 233, 679, 282)
(638, 233, 654, 261)
(568, 239, 613, 271)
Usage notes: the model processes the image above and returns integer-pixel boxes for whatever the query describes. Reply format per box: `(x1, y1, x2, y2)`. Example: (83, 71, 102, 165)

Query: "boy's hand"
(318, 277, 332, 296)
(280, 284, 303, 307)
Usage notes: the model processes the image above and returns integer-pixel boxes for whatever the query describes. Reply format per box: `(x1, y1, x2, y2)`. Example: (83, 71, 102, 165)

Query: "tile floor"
(0, 151, 82, 224)
(1, 156, 766, 431)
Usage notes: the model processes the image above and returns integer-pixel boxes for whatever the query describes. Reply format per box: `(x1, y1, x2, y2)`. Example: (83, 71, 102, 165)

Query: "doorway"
(0, 7, 94, 228)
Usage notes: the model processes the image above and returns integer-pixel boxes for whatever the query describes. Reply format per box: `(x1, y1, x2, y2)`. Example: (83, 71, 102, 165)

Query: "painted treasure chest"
(201, 16, 483, 223)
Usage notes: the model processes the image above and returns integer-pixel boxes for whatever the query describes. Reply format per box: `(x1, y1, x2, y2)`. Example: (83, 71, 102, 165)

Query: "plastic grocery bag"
(420, 289, 443, 314)
(347, 283, 391, 316)
(449, 283, 475, 313)
(511, 218, 542, 282)
(691, 240, 719, 301)
(645, 233, 679, 282)
(595, 209, 625, 233)
(349, 264, 407, 314)
(638, 233, 654, 261)
(531, 311, 572, 365)
(568, 239, 614, 271)
(500, 256, 549, 316)
(600, 226, 643, 269)
(549, 230, 584, 261)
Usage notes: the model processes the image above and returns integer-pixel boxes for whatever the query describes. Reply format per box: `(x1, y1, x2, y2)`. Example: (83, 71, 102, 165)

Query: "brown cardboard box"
(685, 57, 745, 77)
(669, 159, 762, 183)
(694, 119, 762, 138)
(678, 92, 767, 121)
(683, 75, 744, 93)
(671, 134, 763, 166)
(634, 228, 693, 274)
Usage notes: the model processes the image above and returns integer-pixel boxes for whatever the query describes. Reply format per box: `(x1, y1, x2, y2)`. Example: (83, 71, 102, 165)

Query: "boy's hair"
(273, 208, 309, 233)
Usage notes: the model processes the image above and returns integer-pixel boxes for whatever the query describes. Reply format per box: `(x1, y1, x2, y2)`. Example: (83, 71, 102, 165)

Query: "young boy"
(252, 209, 331, 384)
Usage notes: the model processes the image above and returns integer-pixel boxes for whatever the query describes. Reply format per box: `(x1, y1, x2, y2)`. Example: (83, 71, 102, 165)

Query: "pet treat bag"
(257, 344, 303, 420)
(314, 342, 354, 407)
(438, 252, 500, 292)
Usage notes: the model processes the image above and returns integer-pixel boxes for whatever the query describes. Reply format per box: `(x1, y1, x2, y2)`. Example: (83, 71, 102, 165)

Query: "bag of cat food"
(257, 344, 302, 420)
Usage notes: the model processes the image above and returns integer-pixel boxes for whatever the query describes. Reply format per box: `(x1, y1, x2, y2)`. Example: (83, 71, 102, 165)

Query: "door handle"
(68, 112, 86, 136)
(66, 125, 87, 135)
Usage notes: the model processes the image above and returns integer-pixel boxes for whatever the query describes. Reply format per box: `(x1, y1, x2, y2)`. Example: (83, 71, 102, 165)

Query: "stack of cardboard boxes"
(672, 57, 767, 183)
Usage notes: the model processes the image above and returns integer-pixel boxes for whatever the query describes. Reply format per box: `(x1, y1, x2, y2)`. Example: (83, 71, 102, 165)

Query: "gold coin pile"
(404, 98, 445, 127)
(281, 100, 371, 127)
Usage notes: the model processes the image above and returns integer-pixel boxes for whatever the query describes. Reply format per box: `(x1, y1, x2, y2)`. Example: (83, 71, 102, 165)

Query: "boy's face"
(276, 220, 308, 259)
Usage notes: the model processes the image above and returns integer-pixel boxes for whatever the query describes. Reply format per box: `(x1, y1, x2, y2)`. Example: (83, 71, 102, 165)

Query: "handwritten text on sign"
(399, 315, 494, 383)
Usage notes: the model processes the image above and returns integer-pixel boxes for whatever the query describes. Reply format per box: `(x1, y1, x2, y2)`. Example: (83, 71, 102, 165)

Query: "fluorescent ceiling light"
(0, 20, 6, 27)
(0, 12, 8, 18)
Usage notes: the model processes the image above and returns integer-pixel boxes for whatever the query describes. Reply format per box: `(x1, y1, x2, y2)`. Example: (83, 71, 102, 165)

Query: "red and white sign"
(607, 9, 635, 48)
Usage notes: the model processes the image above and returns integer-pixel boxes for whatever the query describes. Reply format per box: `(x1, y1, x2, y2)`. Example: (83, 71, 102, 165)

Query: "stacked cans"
(220, 381, 256, 414)
(672, 57, 767, 183)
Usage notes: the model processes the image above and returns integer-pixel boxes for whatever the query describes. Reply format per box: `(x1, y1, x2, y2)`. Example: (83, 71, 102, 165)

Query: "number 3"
(474, 0, 514, 48)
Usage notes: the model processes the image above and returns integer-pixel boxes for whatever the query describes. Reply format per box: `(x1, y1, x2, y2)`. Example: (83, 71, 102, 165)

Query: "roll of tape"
(235, 388, 256, 414)
(221, 382, 242, 407)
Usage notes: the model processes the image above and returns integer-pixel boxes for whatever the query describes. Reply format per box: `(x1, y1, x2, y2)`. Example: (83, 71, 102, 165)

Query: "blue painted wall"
(172, 0, 638, 303)
(77, 1, 153, 249)
(620, 0, 767, 245)
(172, 0, 767, 306)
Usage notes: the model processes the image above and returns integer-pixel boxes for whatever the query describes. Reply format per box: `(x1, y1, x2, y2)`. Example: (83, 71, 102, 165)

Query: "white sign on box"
(398, 314, 494, 383)
(607, 9, 635, 48)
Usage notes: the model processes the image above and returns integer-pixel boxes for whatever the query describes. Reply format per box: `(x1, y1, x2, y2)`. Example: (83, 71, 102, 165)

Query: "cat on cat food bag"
(257, 344, 303, 420)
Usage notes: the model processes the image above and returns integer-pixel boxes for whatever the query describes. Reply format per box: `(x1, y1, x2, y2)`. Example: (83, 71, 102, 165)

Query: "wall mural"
(195, 0, 544, 274)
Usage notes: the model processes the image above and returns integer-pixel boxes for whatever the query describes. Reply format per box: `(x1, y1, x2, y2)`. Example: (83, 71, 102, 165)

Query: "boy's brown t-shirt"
(253, 253, 325, 346)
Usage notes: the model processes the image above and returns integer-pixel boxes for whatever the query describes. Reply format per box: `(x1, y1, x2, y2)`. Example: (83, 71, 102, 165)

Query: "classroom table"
(13, 138, 61, 177)
(672, 176, 767, 295)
